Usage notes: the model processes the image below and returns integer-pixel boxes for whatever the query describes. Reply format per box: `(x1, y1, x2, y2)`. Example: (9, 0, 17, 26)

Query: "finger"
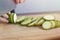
(7, 12, 11, 15)
(19, 0, 25, 3)
(13, 0, 19, 4)
(1, 14, 9, 19)
(0, 17, 9, 23)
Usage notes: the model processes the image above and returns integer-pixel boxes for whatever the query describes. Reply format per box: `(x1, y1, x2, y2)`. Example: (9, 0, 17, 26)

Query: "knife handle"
(10, 10, 15, 13)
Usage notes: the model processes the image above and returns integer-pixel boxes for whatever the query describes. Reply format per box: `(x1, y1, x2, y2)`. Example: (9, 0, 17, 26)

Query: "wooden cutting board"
(0, 13, 60, 40)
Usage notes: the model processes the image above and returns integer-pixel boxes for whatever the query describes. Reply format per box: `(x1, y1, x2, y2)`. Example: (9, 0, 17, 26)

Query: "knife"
(0, 0, 16, 16)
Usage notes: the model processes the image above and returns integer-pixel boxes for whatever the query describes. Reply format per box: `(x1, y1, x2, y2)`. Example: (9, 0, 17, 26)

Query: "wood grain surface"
(0, 13, 60, 40)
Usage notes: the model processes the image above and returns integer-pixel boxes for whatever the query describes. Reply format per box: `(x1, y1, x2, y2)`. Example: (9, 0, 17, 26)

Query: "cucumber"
(16, 16, 28, 23)
(37, 19, 45, 26)
(43, 15, 55, 20)
(9, 13, 17, 23)
(42, 21, 52, 30)
(50, 21, 55, 28)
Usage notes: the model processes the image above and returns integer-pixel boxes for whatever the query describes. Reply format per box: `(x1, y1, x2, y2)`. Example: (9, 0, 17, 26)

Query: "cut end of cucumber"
(14, 14, 17, 23)
(43, 15, 55, 20)
(9, 13, 17, 23)
(42, 21, 52, 30)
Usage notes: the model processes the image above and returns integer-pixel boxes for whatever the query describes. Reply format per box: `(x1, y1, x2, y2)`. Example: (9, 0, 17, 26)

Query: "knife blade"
(0, 0, 16, 16)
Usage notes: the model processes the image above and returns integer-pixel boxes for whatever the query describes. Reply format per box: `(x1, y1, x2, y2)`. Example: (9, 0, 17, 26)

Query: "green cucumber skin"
(28, 21, 37, 27)
(50, 21, 56, 28)
(28, 17, 42, 26)
(57, 21, 60, 27)
(9, 13, 16, 23)
(55, 20, 60, 27)
(27, 18, 38, 27)
(11, 13, 14, 23)
(37, 19, 45, 26)
(35, 17, 43, 25)
(9, 13, 13, 23)
(27, 17, 42, 26)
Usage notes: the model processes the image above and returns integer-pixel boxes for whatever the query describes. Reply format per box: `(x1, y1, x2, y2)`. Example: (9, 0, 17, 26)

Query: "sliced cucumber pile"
(9, 14, 60, 30)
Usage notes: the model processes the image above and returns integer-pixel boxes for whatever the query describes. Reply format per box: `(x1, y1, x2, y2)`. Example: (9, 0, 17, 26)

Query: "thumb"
(0, 17, 9, 23)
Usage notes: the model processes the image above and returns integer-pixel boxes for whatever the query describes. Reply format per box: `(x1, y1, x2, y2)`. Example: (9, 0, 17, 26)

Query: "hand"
(0, 13, 9, 23)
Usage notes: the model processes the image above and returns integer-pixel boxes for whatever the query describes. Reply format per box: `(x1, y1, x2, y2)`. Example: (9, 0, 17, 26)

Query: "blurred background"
(15, 0, 60, 14)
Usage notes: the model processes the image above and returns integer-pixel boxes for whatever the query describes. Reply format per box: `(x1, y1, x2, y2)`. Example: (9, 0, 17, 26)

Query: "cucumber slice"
(11, 13, 14, 23)
(9, 13, 17, 23)
(35, 17, 43, 25)
(27, 18, 38, 26)
(21, 19, 32, 26)
(13, 13, 17, 23)
(57, 21, 60, 27)
(28, 20, 38, 27)
(55, 20, 60, 27)
(37, 19, 45, 26)
(55, 20, 58, 27)
(28, 17, 43, 26)
(43, 15, 55, 20)
(9, 13, 12, 23)
(50, 21, 55, 28)
(42, 21, 52, 30)
(21, 17, 33, 25)
(54, 20, 60, 27)
(16, 16, 28, 23)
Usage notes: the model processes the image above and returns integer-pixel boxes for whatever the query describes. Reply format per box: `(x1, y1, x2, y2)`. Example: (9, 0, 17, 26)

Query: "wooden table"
(0, 13, 60, 40)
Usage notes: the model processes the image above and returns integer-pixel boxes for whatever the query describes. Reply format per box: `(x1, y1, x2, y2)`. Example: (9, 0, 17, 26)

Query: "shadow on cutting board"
(47, 37, 60, 40)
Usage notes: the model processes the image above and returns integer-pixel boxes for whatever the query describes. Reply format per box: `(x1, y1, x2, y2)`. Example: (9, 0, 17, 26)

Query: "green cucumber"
(9, 13, 17, 23)
(43, 15, 55, 20)
(42, 21, 52, 30)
